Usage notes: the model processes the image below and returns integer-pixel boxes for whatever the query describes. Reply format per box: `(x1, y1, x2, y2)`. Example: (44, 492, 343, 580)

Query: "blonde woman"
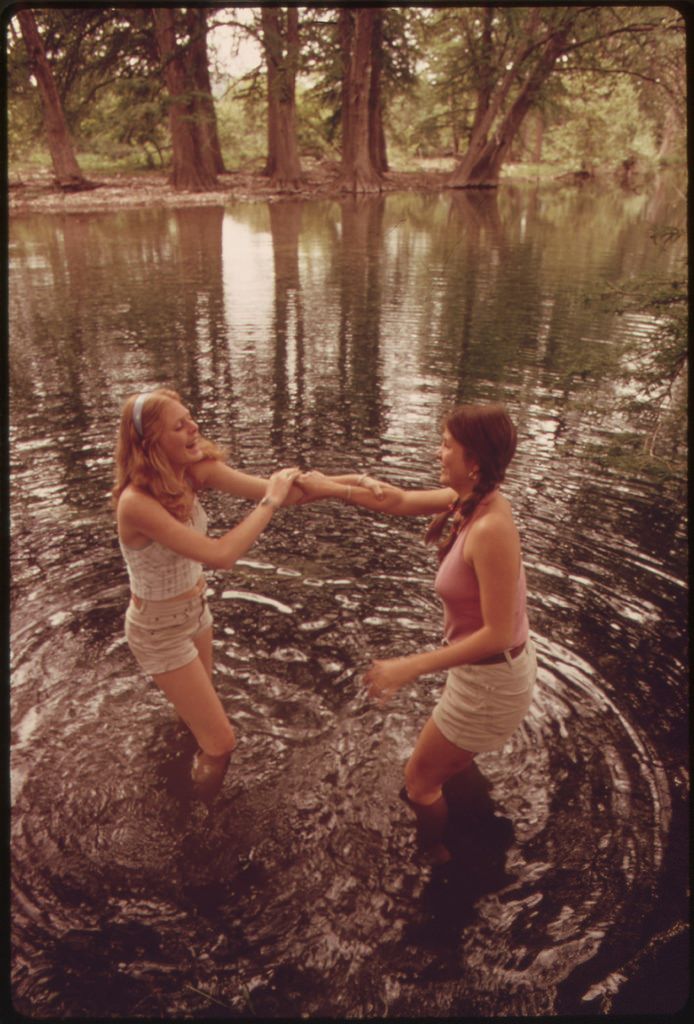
(299, 404, 536, 863)
(113, 388, 304, 798)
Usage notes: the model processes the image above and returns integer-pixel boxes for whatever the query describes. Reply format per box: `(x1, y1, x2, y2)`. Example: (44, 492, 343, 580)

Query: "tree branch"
(555, 63, 681, 101)
(562, 19, 666, 55)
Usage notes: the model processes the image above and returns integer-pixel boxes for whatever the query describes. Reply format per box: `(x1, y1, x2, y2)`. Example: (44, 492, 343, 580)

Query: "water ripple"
(10, 583, 678, 1016)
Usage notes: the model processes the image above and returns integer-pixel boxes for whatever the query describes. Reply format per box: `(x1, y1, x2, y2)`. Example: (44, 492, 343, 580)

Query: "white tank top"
(119, 497, 208, 600)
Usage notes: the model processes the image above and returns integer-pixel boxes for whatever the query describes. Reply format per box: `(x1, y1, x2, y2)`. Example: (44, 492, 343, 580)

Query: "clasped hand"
(292, 470, 331, 501)
(265, 466, 302, 504)
(295, 469, 385, 502)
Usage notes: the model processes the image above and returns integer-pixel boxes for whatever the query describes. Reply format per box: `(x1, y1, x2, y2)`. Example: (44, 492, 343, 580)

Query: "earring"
(468, 469, 478, 479)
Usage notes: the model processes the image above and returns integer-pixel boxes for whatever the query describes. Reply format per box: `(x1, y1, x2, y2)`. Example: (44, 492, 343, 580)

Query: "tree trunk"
(16, 9, 91, 191)
(657, 104, 679, 162)
(450, 88, 461, 155)
(261, 6, 303, 189)
(339, 8, 383, 193)
(152, 7, 217, 191)
(339, 9, 353, 170)
(186, 7, 225, 174)
(449, 20, 569, 188)
(368, 10, 388, 174)
(264, 54, 278, 178)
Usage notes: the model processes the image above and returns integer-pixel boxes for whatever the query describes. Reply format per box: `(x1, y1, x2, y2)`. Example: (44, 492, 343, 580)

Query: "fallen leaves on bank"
(9, 166, 452, 215)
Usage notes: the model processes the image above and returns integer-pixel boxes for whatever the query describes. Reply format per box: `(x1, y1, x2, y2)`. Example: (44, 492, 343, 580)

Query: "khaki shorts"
(432, 638, 537, 753)
(124, 586, 213, 677)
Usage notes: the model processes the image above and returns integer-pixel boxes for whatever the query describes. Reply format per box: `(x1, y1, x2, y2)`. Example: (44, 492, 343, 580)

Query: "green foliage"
(77, 77, 169, 167)
(411, 8, 482, 151)
(215, 85, 267, 168)
(6, 15, 45, 155)
(7, 94, 43, 161)
(299, 6, 422, 150)
(542, 75, 659, 171)
(386, 5, 685, 174)
(385, 62, 461, 161)
(380, 8, 421, 93)
(295, 83, 339, 159)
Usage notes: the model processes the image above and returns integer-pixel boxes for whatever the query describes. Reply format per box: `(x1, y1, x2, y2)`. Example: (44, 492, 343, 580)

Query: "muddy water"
(9, 182, 688, 1017)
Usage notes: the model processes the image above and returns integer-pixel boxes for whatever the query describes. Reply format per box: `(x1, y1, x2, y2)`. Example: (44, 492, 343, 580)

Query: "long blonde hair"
(112, 388, 226, 521)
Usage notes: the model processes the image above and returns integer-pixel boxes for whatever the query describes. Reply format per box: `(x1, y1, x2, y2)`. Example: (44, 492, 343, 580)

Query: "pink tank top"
(434, 493, 529, 646)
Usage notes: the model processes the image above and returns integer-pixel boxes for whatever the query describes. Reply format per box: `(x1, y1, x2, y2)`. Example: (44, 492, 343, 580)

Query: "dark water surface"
(9, 180, 688, 1018)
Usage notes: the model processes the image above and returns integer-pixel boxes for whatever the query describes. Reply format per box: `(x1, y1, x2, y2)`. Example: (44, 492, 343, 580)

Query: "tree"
(434, 5, 685, 187)
(447, 7, 578, 187)
(551, 6, 686, 171)
(7, 3, 683, 186)
(151, 7, 217, 191)
(543, 75, 659, 177)
(339, 7, 383, 193)
(294, 5, 415, 167)
(7, 7, 172, 168)
(260, 5, 303, 189)
(15, 9, 91, 190)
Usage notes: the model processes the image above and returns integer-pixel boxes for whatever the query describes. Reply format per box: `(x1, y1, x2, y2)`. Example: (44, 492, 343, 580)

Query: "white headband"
(132, 392, 150, 437)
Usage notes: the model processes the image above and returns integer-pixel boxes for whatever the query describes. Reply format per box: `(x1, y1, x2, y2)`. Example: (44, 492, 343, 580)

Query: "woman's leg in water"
(404, 716, 475, 863)
(153, 625, 235, 795)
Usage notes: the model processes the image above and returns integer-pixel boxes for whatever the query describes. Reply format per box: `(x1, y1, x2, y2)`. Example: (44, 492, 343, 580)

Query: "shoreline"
(7, 163, 587, 216)
(8, 166, 458, 215)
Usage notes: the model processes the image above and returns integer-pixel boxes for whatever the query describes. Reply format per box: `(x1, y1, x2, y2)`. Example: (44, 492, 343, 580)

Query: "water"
(9, 179, 688, 1017)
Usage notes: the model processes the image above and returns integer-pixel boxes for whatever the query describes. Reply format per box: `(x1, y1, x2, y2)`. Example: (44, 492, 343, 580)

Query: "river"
(9, 176, 688, 1017)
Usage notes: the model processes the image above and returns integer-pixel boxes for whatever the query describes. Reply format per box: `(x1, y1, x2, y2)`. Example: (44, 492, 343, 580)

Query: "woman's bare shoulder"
(116, 485, 161, 527)
(118, 483, 150, 508)
(470, 492, 517, 538)
(490, 490, 515, 517)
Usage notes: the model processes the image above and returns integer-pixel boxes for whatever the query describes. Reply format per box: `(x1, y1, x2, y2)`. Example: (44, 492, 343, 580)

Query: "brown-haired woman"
(113, 388, 304, 798)
(298, 404, 536, 863)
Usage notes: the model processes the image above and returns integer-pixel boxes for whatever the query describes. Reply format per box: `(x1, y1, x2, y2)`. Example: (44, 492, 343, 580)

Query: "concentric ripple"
(10, 555, 680, 1017)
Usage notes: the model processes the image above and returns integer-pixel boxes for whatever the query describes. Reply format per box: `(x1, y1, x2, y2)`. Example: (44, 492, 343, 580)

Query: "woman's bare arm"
(118, 469, 299, 571)
(298, 470, 456, 516)
(189, 458, 307, 506)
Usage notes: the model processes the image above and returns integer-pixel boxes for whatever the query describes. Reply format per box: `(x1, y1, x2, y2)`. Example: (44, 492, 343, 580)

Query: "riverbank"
(8, 155, 675, 216)
(11, 159, 658, 216)
(8, 163, 459, 215)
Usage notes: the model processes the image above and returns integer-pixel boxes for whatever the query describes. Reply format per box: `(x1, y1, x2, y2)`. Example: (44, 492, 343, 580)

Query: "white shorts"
(432, 639, 537, 753)
(125, 586, 213, 677)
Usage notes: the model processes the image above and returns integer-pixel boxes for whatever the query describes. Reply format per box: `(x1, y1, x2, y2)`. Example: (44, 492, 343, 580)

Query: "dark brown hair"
(425, 403, 517, 559)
